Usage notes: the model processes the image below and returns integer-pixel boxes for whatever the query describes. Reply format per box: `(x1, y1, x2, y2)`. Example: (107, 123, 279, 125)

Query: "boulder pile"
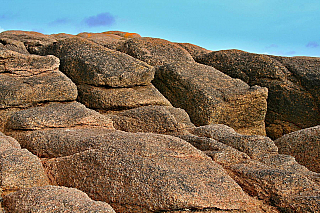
(0, 30, 319, 212)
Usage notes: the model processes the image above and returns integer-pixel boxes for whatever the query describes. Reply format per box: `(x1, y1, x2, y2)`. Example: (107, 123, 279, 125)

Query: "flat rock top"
(0, 49, 59, 76)
(156, 61, 252, 97)
(46, 37, 155, 87)
(120, 37, 195, 66)
(197, 49, 291, 84)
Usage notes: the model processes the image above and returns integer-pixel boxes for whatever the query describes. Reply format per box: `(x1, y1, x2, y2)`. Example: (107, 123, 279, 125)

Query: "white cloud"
(0, 26, 4, 32)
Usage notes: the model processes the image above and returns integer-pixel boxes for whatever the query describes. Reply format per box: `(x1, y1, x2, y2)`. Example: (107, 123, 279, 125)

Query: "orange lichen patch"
(124, 32, 140, 38)
(103, 31, 141, 38)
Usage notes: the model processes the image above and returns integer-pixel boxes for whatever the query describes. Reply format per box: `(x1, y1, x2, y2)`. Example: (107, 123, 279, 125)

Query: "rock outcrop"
(275, 125, 320, 173)
(0, 29, 319, 213)
(187, 124, 320, 212)
(153, 61, 268, 135)
(196, 49, 320, 139)
(42, 131, 267, 212)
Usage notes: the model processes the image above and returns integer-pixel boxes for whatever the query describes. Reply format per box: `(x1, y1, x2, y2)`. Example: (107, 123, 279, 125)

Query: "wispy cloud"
(0, 15, 7, 20)
(48, 18, 70, 26)
(84, 12, 115, 27)
(0, 26, 4, 33)
(266, 44, 278, 49)
(306, 41, 319, 48)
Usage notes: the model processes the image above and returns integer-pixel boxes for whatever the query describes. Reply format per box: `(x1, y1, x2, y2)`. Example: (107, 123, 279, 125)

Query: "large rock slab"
(197, 49, 320, 139)
(109, 105, 193, 135)
(0, 30, 57, 54)
(5, 101, 114, 131)
(0, 49, 77, 108)
(45, 37, 155, 87)
(77, 84, 171, 110)
(0, 148, 49, 195)
(153, 61, 268, 135)
(275, 126, 320, 173)
(120, 37, 195, 66)
(230, 159, 320, 212)
(9, 127, 114, 158)
(189, 124, 278, 159)
(3, 186, 116, 213)
(43, 131, 263, 212)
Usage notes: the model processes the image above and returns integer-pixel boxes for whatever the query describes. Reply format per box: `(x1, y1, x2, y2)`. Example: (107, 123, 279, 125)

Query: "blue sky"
(0, 0, 319, 57)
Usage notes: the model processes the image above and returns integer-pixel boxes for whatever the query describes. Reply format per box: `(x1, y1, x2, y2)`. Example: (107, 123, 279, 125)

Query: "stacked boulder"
(0, 30, 319, 212)
(119, 37, 269, 136)
(196, 49, 320, 139)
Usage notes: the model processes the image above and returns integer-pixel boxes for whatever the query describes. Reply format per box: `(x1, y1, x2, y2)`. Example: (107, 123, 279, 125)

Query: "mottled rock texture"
(3, 186, 116, 213)
(1, 30, 319, 213)
(43, 131, 263, 212)
(275, 125, 320, 173)
(77, 32, 124, 50)
(45, 37, 154, 87)
(5, 101, 114, 131)
(119, 37, 195, 66)
(230, 160, 320, 212)
(109, 105, 193, 135)
(177, 42, 212, 61)
(77, 84, 171, 111)
(153, 61, 268, 135)
(0, 49, 77, 108)
(0, 30, 57, 55)
(0, 148, 49, 195)
(197, 49, 320, 139)
(189, 124, 278, 159)
(10, 127, 113, 158)
(0, 37, 29, 54)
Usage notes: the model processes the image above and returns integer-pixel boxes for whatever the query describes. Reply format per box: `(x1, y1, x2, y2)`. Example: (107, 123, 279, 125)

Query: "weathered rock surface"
(43, 131, 264, 212)
(186, 124, 320, 212)
(3, 186, 116, 212)
(0, 49, 77, 108)
(45, 37, 155, 87)
(0, 148, 49, 196)
(109, 105, 193, 135)
(197, 49, 320, 139)
(9, 127, 113, 158)
(0, 30, 57, 55)
(0, 132, 21, 152)
(0, 37, 29, 54)
(77, 84, 171, 111)
(270, 55, 320, 107)
(189, 124, 278, 159)
(119, 37, 195, 66)
(180, 134, 250, 166)
(5, 101, 114, 131)
(230, 159, 320, 213)
(275, 125, 320, 173)
(177, 42, 212, 61)
(77, 32, 125, 50)
(153, 61, 268, 135)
